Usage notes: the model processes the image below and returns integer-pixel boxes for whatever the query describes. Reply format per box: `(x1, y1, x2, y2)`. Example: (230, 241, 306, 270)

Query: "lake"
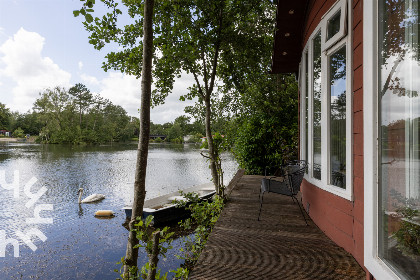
(0, 142, 238, 279)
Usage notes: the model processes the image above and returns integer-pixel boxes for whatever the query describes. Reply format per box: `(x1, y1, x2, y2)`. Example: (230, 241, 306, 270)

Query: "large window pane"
(313, 32, 322, 180)
(379, 1, 420, 279)
(329, 45, 346, 188)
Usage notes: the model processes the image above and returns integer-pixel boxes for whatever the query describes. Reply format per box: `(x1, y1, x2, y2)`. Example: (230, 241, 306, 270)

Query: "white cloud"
(99, 72, 141, 115)
(80, 73, 99, 86)
(0, 28, 71, 112)
(150, 73, 196, 123)
(0, 27, 203, 124)
(79, 70, 196, 123)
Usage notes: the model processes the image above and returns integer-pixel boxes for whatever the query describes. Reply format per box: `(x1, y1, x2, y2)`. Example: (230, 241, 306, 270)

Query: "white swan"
(78, 188, 105, 203)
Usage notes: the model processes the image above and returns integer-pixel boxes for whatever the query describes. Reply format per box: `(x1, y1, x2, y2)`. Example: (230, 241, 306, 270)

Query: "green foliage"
(0, 103, 11, 130)
(116, 215, 175, 280)
(187, 133, 204, 144)
(395, 207, 420, 255)
(175, 193, 224, 265)
(134, 216, 174, 256)
(74, 0, 276, 196)
(116, 194, 224, 280)
(200, 138, 208, 149)
(149, 116, 204, 143)
(12, 127, 25, 138)
(167, 124, 183, 142)
(9, 111, 43, 136)
(33, 85, 136, 144)
(170, 267, 189, 280)
(201, 133, 229, 197)
(170, 137, 183, 144)
(231, 74, 299, 175)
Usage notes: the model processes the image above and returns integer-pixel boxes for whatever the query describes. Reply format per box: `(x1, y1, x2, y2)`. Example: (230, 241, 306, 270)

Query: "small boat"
(123, 183, 216, 225)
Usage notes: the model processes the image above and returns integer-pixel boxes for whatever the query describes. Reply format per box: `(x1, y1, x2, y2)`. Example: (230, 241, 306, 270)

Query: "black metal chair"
(258, 160, 309, 225)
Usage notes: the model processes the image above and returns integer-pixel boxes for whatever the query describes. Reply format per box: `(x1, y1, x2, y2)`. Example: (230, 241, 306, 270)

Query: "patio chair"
(258, 160, 309, 225)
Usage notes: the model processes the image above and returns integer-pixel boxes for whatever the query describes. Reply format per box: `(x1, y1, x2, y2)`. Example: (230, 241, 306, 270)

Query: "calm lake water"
(0, 142, 238, 279)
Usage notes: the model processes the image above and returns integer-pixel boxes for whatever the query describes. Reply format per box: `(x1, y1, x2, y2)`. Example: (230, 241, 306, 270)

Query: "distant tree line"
(149, 115, 206, 144)
(0, 84, 210, 144)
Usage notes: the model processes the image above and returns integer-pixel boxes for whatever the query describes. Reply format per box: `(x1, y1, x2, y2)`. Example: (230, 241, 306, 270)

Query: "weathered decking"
(189, 175, 366, 280)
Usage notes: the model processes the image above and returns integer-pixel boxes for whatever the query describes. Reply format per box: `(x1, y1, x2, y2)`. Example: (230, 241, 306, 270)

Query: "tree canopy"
(33, 85, 135, 143)
(75, 0, 277, 194)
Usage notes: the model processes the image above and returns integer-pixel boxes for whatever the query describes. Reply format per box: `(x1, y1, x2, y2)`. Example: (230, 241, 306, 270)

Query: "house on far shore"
(272, 1, 419, 280)
(0, 130, 10, 137)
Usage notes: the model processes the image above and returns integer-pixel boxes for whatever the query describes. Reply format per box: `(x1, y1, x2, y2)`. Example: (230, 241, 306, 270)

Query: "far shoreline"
(0, 137, 18, 142)
(0, 137, 36, 143)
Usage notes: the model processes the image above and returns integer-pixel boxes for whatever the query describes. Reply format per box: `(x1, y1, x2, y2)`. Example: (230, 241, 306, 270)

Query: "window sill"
(303, 174, 353, 201)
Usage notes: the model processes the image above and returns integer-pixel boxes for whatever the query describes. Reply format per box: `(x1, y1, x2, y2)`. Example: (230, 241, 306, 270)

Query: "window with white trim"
(365, 1, 420, 279)
(322, 0, 347, 51)
(300, 0, 352, 199)
(377, 0, 420, 279)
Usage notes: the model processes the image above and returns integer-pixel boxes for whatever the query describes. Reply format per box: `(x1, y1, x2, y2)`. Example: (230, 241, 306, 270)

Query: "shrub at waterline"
(175, 192, 224, 270)
(117, 192, 225, 279)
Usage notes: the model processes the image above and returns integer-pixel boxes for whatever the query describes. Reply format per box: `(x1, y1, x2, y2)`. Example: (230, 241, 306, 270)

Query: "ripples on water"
(0, 142, 238, 279)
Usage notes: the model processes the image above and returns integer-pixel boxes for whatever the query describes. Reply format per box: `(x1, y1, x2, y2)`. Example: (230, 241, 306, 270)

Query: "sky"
(0, 0, 195, 124)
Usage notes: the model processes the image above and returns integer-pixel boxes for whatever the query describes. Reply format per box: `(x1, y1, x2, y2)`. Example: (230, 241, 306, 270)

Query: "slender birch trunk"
(204, 94, 220, 194)
(146, 231, 160, 280)
(124, 0, 154, 276)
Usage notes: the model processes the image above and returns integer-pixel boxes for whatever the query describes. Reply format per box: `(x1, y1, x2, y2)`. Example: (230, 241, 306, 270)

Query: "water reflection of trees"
(380, 0, 419, 98)
(313, 33, 322, 179)
(329, 44, 346, 187)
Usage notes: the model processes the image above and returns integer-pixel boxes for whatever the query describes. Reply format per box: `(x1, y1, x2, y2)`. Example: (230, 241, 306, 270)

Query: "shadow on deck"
(189, 175, 365, 280)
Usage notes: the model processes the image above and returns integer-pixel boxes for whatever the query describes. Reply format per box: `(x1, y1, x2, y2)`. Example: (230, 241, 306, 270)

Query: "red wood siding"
(352, 0, 364, 269)
(299, 0, 366, 275)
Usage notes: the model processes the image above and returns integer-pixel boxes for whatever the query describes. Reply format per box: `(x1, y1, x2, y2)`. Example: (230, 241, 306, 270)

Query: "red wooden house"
(272, 1, 420, 279)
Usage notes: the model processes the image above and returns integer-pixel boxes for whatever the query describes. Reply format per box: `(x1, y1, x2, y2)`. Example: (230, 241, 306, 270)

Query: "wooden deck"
(189, 175, 366, 280)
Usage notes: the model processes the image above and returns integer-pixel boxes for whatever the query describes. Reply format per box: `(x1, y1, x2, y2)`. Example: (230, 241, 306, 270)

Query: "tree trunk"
(124, 0, 154, 276)
(204, 93, 220, 194)
(146, 231, 160, 280)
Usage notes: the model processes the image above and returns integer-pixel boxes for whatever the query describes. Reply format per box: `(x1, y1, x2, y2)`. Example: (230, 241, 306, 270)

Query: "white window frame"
(324, 38, 353, 195)
(364, 1, 406, 279)
(300, 52, 308, 166)
(300, 0, 353, 200)
(322, 0, 348, 52)
(309, 27, 321, 181)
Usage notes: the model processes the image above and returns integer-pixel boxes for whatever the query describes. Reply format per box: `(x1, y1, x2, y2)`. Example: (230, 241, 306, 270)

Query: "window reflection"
(313, 32, 322, 180)
(379, 1, 420, 279)
(327, 10, 341, 41)
(329, 45, 346, 188)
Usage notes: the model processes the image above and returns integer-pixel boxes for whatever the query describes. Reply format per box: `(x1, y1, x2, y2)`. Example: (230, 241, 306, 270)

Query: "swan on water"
(78, 188, 105, 203)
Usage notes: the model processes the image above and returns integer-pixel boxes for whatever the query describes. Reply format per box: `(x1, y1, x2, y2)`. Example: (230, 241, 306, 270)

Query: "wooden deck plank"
(189, 175, 365, 280)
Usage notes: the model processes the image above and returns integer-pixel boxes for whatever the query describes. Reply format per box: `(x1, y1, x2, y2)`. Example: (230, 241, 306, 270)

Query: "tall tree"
(231, 74, 299, 174)
(75, 0, 155, 275)
(125, 0, 154, 275)
(33, 86, 133, 143)
(68, 83, 93, 126)
(75, 0, 276, 197)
